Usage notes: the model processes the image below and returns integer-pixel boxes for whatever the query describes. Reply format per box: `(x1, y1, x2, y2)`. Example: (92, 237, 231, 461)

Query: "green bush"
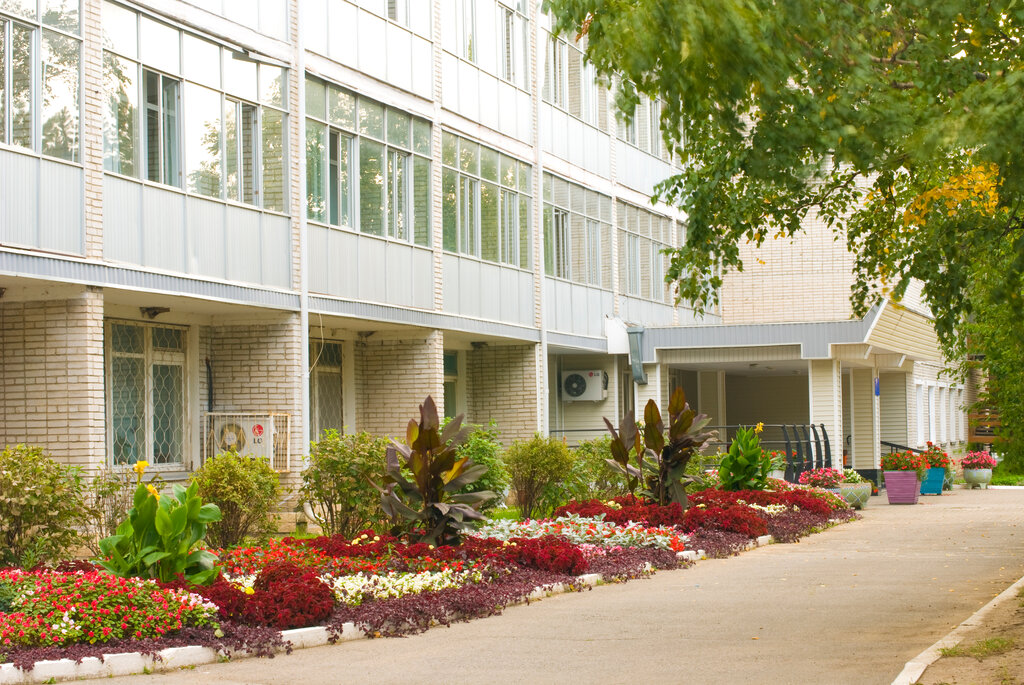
(191, 452, 282, 548)
(563, 436, 631, 502)
(451, 420, 509, 510)
(301, 430, 389, 537)
(718, 427, 773, 491)
(83, 468, 164, 556)
(504, 435, 575, 519)
(0, 444, 91, 568)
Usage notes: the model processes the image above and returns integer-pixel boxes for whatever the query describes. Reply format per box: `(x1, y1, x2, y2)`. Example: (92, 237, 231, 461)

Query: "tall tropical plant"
(604, 387, 716, 507)
(377, 397, 495, 546)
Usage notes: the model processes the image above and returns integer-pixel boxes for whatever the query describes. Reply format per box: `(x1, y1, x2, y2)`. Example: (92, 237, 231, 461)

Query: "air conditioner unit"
(210, 414, 276, 461)
(561, 369, 607, 402)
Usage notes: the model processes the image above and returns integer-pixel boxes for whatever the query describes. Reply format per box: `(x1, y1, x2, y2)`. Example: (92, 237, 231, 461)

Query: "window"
(309, 341, 343, 440)
(387, 0, 409, 25)
(927, 385, 936, 444)
(618, 201, 673, 301)
(455, 0, 476, 62)
(306, 77, 430, 245)
(0, 7, 81, 161)
(102, 4, 288, 210)
(543, 173, 610, 286)
(442, 131, 531, 266)
(443, 351, 460, 419)
(916, 384, 924, 446)
(543, 35, 566, 108)
(498, 3, 528, 88)
(650, 241, 664, 300)
(107, 321, 187, 466)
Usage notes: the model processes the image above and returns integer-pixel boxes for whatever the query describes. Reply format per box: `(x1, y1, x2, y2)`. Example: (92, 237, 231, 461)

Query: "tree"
(545, 0, 1024, 357)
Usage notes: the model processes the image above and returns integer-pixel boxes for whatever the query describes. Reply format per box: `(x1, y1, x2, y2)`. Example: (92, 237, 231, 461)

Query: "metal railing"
(881, 440, 924, 455)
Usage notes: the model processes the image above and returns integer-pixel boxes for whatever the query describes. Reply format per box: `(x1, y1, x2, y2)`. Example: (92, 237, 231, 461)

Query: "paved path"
(94, 488, 1024, 685)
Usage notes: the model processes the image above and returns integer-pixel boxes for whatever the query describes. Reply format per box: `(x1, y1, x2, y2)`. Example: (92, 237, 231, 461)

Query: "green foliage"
(378, 397, 495, 546)
(717, 428, 773, 491)
(0, 579, 16, 613)
(563, 436, 631, 502)
(83, 468, 164, 556)
(546, 0, 1024, 357)
(504, 434, 576, 519)
(97, 469, 222, 585)
(447, 420, 510, 511)
(191, 452, 282, 548)
(0, 444, 91, 567)
(300, 430, 390, 538)
(605, 388, 716, 506)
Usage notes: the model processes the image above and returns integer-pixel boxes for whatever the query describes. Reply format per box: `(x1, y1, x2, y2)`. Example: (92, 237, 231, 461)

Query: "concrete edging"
(891, 572, 1024, 685)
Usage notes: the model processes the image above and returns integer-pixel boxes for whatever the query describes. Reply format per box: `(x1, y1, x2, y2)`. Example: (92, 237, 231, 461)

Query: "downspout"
(296, 0, 311, 456)
(533, 0, 549, 435)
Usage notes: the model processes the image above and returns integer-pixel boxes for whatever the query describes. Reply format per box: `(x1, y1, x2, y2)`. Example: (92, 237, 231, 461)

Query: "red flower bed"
(509, 537, 588, 575)
(681, 505, 768, 538)
(553, 497, 686, 528)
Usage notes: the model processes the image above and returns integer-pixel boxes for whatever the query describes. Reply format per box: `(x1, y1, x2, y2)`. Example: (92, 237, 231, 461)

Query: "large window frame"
(542, 173, 611, 287)
(617, 200, 674, 302)
(442, 130, 532, 268)
(106, 320, 188, 468)
(309, 341, 344, 440)
(306, 76, 432, 246)
(102, 1, 289, 211)
(0, 3, 82, 162)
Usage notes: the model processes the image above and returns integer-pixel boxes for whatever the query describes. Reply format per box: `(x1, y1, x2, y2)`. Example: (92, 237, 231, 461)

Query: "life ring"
(217, 422, 246, 453)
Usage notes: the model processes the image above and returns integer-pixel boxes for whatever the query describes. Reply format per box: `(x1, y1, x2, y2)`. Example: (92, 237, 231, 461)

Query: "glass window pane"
(183, 34, 220, 89)
(152, 364, 183, 464)
(103, 53, 137, 174)
(500, 154, 515, 188)
(314, 368, 344, 438)
(161, 76, 180, 185)
(459, 139, 478, 175)
(305, 119, 327, 221)
(262, 108, 286, 211)
(387, 149, 408, 239)
(518, 161, 530, 193)
(110, 355, 145, 465)
(259, 64, 286, 108)
(43, 0, 79, 33)
(305, 76, 325, 118)
(413, 155, 430, 246)
(223, 51, 258, 102)
(412, 119, 430, 155)
(480, 181, 499, 262)
(140, 16, 180, 75)
(239, 102, 257, 205)
(11, 24, 33, 150)
(386, 108, 410, 148)
(442, 167, 457, 251)
(1, 0, 36, 19)
(111, 323, 143, 353)
(519, 195, 530, 268)
(184, 83, 222, 197)
(329, 131, 352, 226)
(358, 99, 384, 139)
(441, 131, 457, 167)
(460, 177, 478, 255)
(41, 30, 80, 162)
(102, 0, 137, 58)
(480, 146, 498, 182)
(359, 138, 384, 235)
(328, 86, 355, 129)
(152, 327, 183, 350)
(224, 101, 238, 199)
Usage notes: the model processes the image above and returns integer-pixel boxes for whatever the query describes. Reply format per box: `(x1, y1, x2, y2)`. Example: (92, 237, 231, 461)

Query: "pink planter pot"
(884, 470, 920, 504)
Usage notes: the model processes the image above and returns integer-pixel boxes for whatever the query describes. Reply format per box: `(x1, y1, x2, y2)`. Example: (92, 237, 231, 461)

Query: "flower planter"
(838, 482, 871, 509)
(884, 470, 920, 504)
(964, 468, 993, 490)
(920, 467, 945, 495)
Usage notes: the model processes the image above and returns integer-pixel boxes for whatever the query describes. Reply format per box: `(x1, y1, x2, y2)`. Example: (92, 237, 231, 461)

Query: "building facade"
(0, 0, 966, 489)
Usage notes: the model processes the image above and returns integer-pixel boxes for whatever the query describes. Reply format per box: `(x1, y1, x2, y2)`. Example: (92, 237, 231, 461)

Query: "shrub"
(563, 436, 631, 502)
(682, 505, 768, 538)
(0, 444, 91, 568)
(248, 562, 335, 629)
(504, 435, 575, 519)
(301, 431, 390, 538)
(83, 468, 163, 556)
(451, 421, 510, 511)
(511, 537, 588, 575)
(717, 426, 773, 491)
(192, 452, 282, 548)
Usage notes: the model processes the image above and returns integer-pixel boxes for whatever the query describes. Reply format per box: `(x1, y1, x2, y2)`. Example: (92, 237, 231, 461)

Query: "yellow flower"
(244, 587, 255, 595)
(360, 533, 368, 539)
(755, 422, 764, 434)
(133, 461, 149, 478)
(145, 484, 160, 501)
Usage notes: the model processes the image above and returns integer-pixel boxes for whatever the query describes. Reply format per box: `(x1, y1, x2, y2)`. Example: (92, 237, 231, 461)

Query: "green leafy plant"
(0, 444, 92, 567)
(300, 430, 390, 538)
(604, 388, 716, 507)
(192, 452, 282, 548)
(504, 434, 576, 519)
(841, 469, 869, 484)
(563, 436, 632, 502)
(97, 462, 222, 585)
(377, 397, 495, 546)
(83, 467, 165, 556)
(717, 427, 772, 491)
(448, 420, 509, 511)
(881, 450, 928, 479)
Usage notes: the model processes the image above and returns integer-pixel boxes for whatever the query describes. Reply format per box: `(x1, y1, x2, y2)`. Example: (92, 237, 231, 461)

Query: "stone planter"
(964, 468, 993, 490)
(838, 482, 871, 509)
(884, 470, 920, 504)
(920, 467, 945, 495)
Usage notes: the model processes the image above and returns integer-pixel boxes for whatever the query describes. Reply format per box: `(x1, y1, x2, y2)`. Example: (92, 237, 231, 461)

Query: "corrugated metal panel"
(142, 186, 185, 273)
(410, 248, 433, 310)
(385, 241, 414, 306)
(224, 204, 261, 284)
(518, 271, 534, 327)
(103, 176, 141, 263)
(261, 214, 291, 289)
(547, 331, 606, 352)
(186, 197, 225, 279)
(879, 373, 908, 445)
(660, 344, 802, 365)
(0, 150, 38, 248)
(442, 253, 460, 312)
(356, 235, 386, 303)
(39, 160, 82, 254)
(308, 225, 329, 293)
(0, 249, 298, 309)
(459, 257, 482, 318)
(867, 302, 941, 361)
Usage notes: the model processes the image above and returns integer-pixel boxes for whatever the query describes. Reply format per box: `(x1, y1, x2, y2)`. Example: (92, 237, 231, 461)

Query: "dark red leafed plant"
(553, 498, 686, 527)
(682, 505, 768, 538)
(510, 537, 588, 575)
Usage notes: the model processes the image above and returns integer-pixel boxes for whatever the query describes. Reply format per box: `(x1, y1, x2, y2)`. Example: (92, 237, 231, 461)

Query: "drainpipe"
(627, 326, 648, 385)
(296, 0, 310, 456)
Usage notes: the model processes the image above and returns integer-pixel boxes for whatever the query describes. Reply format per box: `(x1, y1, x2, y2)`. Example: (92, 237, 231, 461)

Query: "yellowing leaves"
(902, 163, 1002, 228)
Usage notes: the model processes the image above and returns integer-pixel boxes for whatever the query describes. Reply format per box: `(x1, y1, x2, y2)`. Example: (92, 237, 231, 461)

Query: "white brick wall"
(466, 344, 540, 444)
(354, 331, 444, 437)
(0, 289, 106, 471)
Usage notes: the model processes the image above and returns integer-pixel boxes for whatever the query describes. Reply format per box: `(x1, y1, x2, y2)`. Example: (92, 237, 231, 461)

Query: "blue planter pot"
(921, 467, 945, 495)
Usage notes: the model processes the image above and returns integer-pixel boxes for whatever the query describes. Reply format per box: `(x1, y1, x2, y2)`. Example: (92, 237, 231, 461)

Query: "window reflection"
(41, 29, 79, 161)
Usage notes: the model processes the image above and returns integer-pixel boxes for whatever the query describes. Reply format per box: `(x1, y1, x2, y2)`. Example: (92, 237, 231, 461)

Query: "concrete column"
(698, 370, 726, 427)
(808, 359, 843, 470)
